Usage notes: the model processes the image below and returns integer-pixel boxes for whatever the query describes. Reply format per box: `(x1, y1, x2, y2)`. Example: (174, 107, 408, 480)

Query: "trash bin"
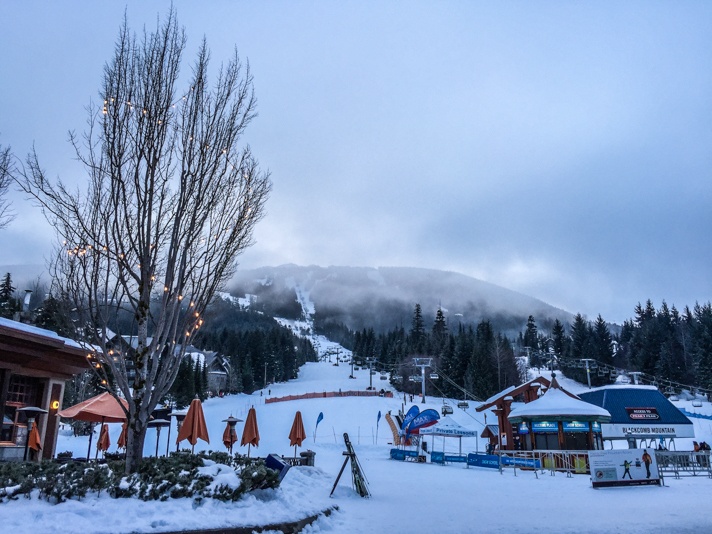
(300, 450, 316, 467)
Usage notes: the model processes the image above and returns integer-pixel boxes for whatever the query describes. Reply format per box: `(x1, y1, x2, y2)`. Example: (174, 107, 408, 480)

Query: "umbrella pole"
(87, 423, 94, 461)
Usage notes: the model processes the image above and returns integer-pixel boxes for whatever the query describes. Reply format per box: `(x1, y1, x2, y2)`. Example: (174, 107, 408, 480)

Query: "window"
(1, 375, 44, 444)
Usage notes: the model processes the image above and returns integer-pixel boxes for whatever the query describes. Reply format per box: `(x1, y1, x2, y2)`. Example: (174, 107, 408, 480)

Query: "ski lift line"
(430, 365, 484, 403)
(558, 357, 712, 397)
(424, 374, 488, 429)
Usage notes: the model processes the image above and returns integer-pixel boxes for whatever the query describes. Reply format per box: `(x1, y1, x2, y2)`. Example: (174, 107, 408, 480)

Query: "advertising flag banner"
(406, 409, 440, 435)
(589, 448, 660, 488)
(401, 406, 420, 434)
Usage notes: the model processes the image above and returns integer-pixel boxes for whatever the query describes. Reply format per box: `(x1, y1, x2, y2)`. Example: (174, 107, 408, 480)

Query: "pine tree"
(0, 272, 18, 319)
(410, 303, 426, 353)
(551, 319, 566, 356)
(32, 293, 76, 338)
(523, 316, 538, 351)
(431, 307, 448, 355)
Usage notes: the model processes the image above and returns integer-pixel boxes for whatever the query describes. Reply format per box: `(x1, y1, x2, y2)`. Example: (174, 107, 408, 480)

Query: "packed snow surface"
(1, 358, 712, 534)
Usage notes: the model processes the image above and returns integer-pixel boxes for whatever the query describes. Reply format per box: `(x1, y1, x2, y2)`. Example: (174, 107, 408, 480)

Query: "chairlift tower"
(412, 357, 433, 403)
(581, 359, 596, 389)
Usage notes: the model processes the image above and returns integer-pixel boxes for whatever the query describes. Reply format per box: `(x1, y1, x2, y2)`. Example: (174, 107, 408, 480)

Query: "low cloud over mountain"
(229, 265, 573, 335)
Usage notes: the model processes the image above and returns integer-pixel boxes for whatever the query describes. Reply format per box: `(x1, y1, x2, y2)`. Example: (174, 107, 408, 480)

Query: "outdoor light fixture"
(169, 410, 188, 452)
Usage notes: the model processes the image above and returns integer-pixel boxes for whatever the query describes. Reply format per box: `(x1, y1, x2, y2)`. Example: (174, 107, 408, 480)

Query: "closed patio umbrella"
(240, 406, 260, 457)
(96, 423, 111, 459)
(222, 415, 242, 454)
(176, 398, 210, 453)
(288, 411, 306, 458)
(117, 421, 129, 450)
(28, 425, 42, 453)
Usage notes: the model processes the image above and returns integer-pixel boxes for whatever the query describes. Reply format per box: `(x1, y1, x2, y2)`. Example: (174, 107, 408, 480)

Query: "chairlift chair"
(429, 373, 439, 380)
(457, 401, 469, 410)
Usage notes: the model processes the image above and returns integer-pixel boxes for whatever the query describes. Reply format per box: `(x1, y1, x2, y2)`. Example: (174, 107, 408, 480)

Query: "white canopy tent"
(420, 416, 478, 456)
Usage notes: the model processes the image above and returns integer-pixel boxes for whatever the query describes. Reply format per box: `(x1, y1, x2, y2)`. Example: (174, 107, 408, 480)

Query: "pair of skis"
(331, 432, 371, 498)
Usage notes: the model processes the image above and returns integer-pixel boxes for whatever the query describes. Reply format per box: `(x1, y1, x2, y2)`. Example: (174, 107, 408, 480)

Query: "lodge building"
(0, 318, 88, 461)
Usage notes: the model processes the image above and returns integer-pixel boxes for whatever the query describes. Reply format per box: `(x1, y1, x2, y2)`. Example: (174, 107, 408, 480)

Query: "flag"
(377, 410, 382, 426)
(314, 411, 324, 442)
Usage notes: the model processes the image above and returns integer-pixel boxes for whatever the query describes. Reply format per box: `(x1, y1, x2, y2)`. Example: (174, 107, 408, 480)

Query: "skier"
(621, 459, 633, 479)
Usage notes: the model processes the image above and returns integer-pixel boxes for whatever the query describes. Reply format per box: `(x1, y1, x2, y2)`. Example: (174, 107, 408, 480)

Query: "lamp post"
(18, 406, 47, 461)
(169, 410, 187, 452)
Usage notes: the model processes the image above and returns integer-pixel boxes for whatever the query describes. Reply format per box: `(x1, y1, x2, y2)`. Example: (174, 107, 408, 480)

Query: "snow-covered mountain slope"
(229, 264, 574, 334)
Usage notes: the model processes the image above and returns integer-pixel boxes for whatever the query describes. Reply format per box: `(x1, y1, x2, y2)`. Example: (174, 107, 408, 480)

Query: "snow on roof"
(0, 316, 84, 350)
(508, 387, 611, 420)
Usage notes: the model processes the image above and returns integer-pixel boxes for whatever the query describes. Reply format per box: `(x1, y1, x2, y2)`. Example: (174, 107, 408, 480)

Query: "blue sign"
(592, 422, 602, 433)
(501, 455, 542, 469)
(518, 422, 530, 434)
(563, 421, 589, 433)
(467, 453, 501, 469)
(532, 421, 558, 433)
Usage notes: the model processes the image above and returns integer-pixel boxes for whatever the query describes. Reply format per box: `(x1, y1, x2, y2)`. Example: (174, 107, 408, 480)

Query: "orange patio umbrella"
(176, 397, 210, 453)
(59, 392, 128, 460)
(240, 406, 260, 457)
(222, 415, 242, 454)
(28, 425, 42, 453)
(288, 411, 306, 458)
(58, 392, 128, 422)
(96, 423, 111, 459)
(117, 421, 129, 450)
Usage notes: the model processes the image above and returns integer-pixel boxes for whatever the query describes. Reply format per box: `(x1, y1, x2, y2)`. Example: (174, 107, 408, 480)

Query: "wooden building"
(475, 376, 554, 451)
(0, 318, 88, 461)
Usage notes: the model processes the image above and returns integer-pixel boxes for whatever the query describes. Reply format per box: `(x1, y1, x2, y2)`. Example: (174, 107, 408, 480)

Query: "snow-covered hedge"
(0, 451, 279, 505)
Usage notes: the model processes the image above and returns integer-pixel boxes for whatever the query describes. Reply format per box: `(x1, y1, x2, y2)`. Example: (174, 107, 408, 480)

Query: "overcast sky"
(1, 1, 711, 324)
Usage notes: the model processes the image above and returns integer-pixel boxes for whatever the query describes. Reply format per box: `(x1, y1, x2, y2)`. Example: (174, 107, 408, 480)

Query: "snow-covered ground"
(2, 358, 712, 533)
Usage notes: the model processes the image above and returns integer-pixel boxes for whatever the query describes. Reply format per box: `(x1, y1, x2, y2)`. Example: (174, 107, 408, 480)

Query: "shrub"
(0, 451, 280, 505)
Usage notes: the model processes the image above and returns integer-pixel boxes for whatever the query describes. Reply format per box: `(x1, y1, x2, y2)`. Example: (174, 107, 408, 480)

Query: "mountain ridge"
(228, 264, 574, 335)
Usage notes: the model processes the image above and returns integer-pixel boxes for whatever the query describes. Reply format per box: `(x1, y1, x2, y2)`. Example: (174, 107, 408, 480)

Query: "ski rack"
(331, 432, 371, 498)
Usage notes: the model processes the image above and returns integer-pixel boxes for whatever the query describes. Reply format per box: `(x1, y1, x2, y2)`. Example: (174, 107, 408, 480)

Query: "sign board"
(625, 407, 660, 420)
(531, 421, 558, 433)
(589, 449, 660, 488)
(563, 421, 589, 433)
(467, 453, 500, 469)
(601, 423, 694, 439)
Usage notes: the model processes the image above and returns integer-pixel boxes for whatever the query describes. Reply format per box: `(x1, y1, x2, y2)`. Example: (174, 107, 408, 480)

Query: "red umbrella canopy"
(240, 407, 260, 447)
(97, 423, 111, 452)
(176, 398, 210, 446)
(58, 392, 128, 423)
(289, 411, 306, 447)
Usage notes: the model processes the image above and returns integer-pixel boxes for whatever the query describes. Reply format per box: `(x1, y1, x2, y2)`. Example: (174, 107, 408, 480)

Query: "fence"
(265, 390, 394, 404)
(498, 450, 590, 477)
(655, 450, 712, 479)
(495, 449, 712, 480)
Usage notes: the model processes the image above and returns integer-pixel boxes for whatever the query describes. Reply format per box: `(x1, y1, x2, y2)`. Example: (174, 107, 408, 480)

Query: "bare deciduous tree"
(0, 143, 15, 230)
(17, 11, 271, 472)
